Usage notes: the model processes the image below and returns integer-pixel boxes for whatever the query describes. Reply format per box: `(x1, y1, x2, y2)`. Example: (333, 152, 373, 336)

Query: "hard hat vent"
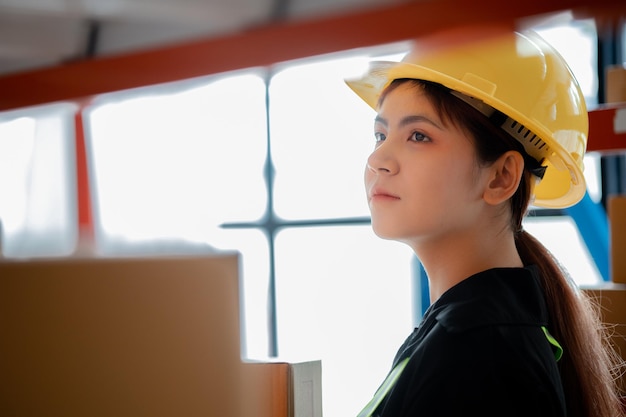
(501, 118, 550, 163)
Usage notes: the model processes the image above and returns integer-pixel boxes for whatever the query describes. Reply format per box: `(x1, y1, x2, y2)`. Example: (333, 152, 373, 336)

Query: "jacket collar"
(430, 265, 549, 332)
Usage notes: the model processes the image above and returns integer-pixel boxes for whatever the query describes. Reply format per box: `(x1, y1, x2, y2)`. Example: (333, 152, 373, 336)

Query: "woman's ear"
(483, 151, 524, 205)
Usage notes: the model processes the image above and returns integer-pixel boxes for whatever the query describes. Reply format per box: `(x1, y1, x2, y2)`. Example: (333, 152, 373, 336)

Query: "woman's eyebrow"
(399, 114, 443, 129)
(374, 114, 442, 129)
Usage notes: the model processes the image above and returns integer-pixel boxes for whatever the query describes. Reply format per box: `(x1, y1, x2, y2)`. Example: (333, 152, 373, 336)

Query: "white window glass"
(270, 48, 407, 220)
(207, 227, 271, 361)
(584, 153, 602, 203)
(86, 72, 268, 252)
(274, 225, 414, 417)
(523, 216, 601, 285)
(0, 103, 77, 257)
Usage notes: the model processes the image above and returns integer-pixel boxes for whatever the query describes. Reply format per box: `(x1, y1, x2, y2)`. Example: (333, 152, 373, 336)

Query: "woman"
(346, 28, 624, 417)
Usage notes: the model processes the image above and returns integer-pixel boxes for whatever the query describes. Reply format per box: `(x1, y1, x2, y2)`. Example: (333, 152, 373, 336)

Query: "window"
(85, 71, 272, 360)
(269, 53, 390, 220)
(86, 72, 268, 247)
(274, 225, 414, 417)
(0, 103, 77, 257)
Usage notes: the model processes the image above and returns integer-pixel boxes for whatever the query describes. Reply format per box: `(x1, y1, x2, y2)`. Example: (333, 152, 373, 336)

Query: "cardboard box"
(609, 196, 626, 284)
(242, 360, 323, 417)
(583, 284, 626, 358)
(0, 254, 243, 417)
(606, 65, 626, 104)
(582, 283, 626, 392)
(0, 254, 323, 417)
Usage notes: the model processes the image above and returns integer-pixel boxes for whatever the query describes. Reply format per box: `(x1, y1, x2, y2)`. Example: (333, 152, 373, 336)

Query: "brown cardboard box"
(606, 65, 626, 104)
(242, 360, 323, 417)
(0, 254, 323, 417)
(582, 284, 626, 359)
(0, 254, 243, 417)
(609, 196, 626, 284)
(582, 283, 626, 393)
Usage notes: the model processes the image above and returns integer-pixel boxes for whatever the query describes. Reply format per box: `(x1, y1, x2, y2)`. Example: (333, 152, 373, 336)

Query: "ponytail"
(516, 230, 624, 417)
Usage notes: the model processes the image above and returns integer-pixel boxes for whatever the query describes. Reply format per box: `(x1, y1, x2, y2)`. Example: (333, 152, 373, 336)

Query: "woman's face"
(364, 82, 491, 248)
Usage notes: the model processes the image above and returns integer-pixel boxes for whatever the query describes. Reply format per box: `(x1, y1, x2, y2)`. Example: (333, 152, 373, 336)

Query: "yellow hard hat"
(346, 28, 588, 208)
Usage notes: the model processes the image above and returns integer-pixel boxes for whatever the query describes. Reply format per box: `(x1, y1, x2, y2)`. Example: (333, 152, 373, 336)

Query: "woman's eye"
(374, 132, 386, 143)
(410, 131, 430, 142)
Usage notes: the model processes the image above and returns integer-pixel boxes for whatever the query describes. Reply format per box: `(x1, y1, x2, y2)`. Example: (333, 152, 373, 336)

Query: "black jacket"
(369, 266, 566, 417)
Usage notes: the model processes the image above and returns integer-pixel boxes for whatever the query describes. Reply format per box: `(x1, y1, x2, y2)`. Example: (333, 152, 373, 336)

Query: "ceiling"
(0, 0, 402, 77)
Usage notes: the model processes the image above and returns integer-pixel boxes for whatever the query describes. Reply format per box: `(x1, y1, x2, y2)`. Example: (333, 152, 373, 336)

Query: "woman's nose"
(366, 141, 399, 175)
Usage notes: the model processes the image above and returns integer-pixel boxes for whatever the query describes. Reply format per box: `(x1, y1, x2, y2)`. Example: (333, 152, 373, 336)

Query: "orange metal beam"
(73, 102, 94, 246)
(0, 0, 623, 111)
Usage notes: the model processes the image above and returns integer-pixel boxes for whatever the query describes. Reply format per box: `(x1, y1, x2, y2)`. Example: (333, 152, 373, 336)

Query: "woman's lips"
(369, 187, 400, 202)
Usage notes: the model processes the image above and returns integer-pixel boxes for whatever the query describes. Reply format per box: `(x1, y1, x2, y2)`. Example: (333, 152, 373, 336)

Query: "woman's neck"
(410, 227, 523, 302)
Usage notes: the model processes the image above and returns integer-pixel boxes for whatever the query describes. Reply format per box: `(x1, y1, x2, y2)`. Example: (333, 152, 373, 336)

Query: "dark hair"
(381, 78, 624, 417)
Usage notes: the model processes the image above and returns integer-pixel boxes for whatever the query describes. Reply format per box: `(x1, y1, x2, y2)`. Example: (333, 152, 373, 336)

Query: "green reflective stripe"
(542, 326, 563, 362)
(357, 357, 410, 417)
